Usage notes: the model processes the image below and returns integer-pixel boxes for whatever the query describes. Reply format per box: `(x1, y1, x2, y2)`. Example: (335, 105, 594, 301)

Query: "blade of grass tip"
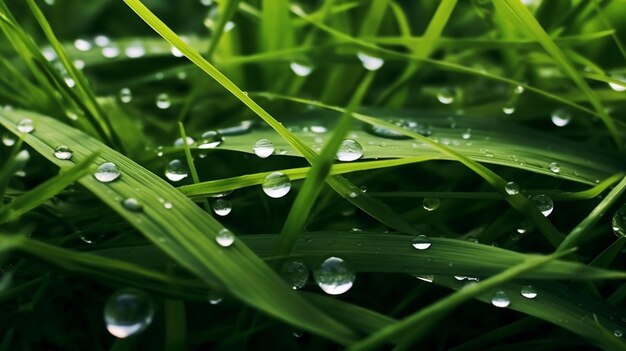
(178, 122, 210, 212)
(123, 0, 420, 236)
(164, 299, 187, 351)
(558, 175, 626, 252)
(275, 71, 375, 256)
(0, 153, 100, 223)
(378, 0, 458, 104)
(493, 0, 622, 153)
(259, 93, 565, 247)
(550, 172, 624, 201)
(347, 249, 576, 351)
(206, 0, 241, 59)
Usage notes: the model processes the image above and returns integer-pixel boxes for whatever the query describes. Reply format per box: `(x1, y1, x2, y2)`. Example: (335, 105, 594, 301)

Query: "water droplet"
(163, 202, 173, 210)
(356, 51, 384, 71)
(74, 39, 92, 52)
(156, 93, 171, 109)
(200, 0, 213, 6)
(74, 60, 85, 69)
(218, 120, 253, 136)
(262, 172, 291, 198)
(78, 231, 104, 244)
(551, 108, 571, 127)
(253, 138, 274, 158)
(292, 331, 303, 338)
(125, 43, 145, 58)
(173, 136, 195, 147)
(491, 290, 511, 308)
(17, 118, 34, 133)
(514, 85, 524, 94)
(548, 162, 560, 173)
(94, 35, 110, 47)
(530, 194, 553, 217)
(310, 125, 327, 134)
(102, 46, 120, 58)
(165, 159, 188, 182)
(314, 257, 355, 295)
(502, 105, 515, 115)
(170, 46, 183, 57)
(290, 61, 314, 77)
(336, 140, 363, 161)
(207, 291, 223, 305)
(416, 275, 433, 283)
(104, 289, 154, 338)
(422, 198, 440, 211)
(212, 199, 232, 216)
(454, 276, 467, 281)
(198, 131, 223, 149)
(520, 285, 537, 299)
(119, 88, 132, 103)
(281, 261, 309, 290)
(615, 330, 623, 338)
(122, 198, 143, 212)
(216, 228, 235, 247)
(2, 133, 15, 146)
(505, 181, 519, 195)
(412, 235, 432, 250)
(437, 88, 454, 104)
(612, 204, 626, 237)
(53, 145, 72, 160)
(95, 162, 121, 183)
(462, 128, 471, 140)
(608, 73, 626, 92)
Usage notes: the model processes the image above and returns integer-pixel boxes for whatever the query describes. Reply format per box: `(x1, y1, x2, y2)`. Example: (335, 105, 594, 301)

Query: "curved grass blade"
(0, 110, 358, 345)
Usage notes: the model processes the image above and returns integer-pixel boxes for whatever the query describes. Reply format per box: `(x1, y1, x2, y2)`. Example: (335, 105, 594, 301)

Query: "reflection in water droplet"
(216, 228, 235, 247)
(437, 88, 454, 105)
(165, 159, 189, 182)
(104, 289, 154, 338)
(412, 235, 432, 250)
(357, 51, 384, 71)
(336, 140, 363, 161)
(253, 139, 274, 158)
(95, 162, 121, 183)
(530, 194, 553, 217)
(505, 181, 519, 195)
(491, 290, 511, 308)
(314, 257, 355, 295)
(262, 172, 291, 198)
(53, 145, 73, 160)
(281, 261, 309, 290)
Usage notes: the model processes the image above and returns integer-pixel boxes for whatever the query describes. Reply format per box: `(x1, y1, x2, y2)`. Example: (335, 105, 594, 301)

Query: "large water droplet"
(530, 194, 553, 217)
(95, 162, 120, 183)
(491, 290, 511, 308)
(548, 162, 560, 173)
(505, 181, 519, 195)
(216, 228, 235, 247)
(357, 51, 384, 71)
(422, 198, 440, 211)
(53, 145, 73, 160)
(290, 61, 314, 77)
(520, 285, 537, 299)
(336, 140, 363, 161)
(164, 159, 188, 182)
(119, 88, 132, 103)
(17, 118, 34, 133)
(104, 289, 154, 338)
(212, 199, 232, 216)
(281, 261, 309, 290)
(608, 73, 626, 92)
(253, 138, 274, 158)
(412, 235, 432, 250)
(262, 172, 291, 198)
(199, 131, 223, 149)
(314, 257, 355, 295)
(437, 88, 454, 105)
(612, 204, 626, 237)
(156, 93, 171, 109)
(122, 198, 143, 212)
(551, 108, 571, 127)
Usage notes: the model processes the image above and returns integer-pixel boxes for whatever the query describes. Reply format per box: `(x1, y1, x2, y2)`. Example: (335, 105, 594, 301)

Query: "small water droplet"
(53, 145, 73, 160)
(491, 290, 511, 308)
(551, 108, 571, 127)
(514, 85, 524, 94)
(422, 198, 440, 211)
(281, 261, 309, 290)
(212, 199, 232, 216)
(505, 181, 519, 195)
(289, 61, 314, 77)
(17, 118, 34, 133)
(199, 130, 223, 149)
(174, 136, 195, 147)
(216, 228, 235, 247)
(102, 46, 120, 58)
(416, 275, 433, 283)
(615, 330, 623, 338)
(462, 128, 471, 140)
(412, 235, 432, 250)
(170, 46, 183, 57)
(310, 125, 327, 134)
(356, 51, 384, 71)
(95, 162, 121, 183)
(520, 285, 537, 299)
(314, 257, 355, 295)
(262, 172, 291, 198)
(156, 93, 171, 109)
(74, 38, 92, 52)
(94, 35, 110, 47)
(165, 159, 188, 182)
(104, 289, 154, 338)
(122, 198, 143, 212)
(502, 105, 515, 115)
(612, 204, 626, 237)
(336, 140, 363, 161)
(437, 88, 454, 104)
(2, 133, 15, 146)
(125, 43, 145, 58)
(548, 162, 560, 173)
(119, 88, 132, 103)
(530, 194, 553, 217)
(207, 291, 223, 305)
(163, 202, 173, 210)
(253, 138, 274, 158)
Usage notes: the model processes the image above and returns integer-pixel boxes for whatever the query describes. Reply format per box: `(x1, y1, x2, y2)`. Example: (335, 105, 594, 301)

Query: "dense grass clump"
(1, 0, 626, 349)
